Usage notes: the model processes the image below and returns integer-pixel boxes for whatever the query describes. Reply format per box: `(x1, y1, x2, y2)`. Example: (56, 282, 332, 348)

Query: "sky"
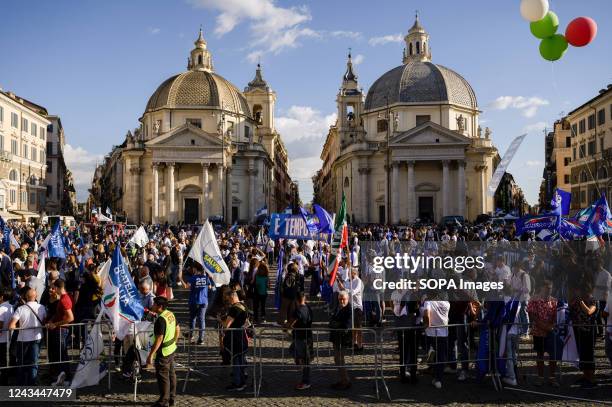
(1, 0, 611, 204)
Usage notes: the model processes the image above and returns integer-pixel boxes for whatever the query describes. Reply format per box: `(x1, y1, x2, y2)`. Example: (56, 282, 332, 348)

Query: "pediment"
(415, 182, 439, 192)
(146, 124, 223, 148)
(390, 121, 471, 146)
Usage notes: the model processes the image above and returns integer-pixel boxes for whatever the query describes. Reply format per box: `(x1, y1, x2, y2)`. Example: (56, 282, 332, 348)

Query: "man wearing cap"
(146, 296, 180, 407)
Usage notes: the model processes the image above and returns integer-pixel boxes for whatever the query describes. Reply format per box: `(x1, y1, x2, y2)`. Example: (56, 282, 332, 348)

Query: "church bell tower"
(336, 51, 365, 149)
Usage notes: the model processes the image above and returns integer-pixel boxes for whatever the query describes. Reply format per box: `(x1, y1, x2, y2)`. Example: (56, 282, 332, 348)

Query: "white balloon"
(520, 0, 549, 22)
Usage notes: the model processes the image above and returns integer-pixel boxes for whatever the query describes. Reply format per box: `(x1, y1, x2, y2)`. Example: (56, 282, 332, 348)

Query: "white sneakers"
(53, 371, 66, 386)
(432, 379, 442, 389)
(502, 377, 517, 386)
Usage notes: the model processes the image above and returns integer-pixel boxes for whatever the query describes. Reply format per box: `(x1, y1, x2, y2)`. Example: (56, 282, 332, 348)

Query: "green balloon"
(539, 34, 568, 61)
(530, 11, 559, 39)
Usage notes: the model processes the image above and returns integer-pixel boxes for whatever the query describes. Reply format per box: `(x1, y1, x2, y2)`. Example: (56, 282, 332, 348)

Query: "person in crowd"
(423, 291, 450, 390)
(288, 291, 313, 390)
(527, 279, 559, 387)
(278, 263, 299, 326)
(8, 287, 46, 386)
(0, 288, 14, 386)
(222, 290, 250, 391)
(46, 279, 74, 386)
(569, 284, 598, 388)
(393, 286, 420, 383)
(182, 265, 211, 345)
(253, 262, 269, 324)
(146, 296, 180, 407)
(328, 290, 352, 390)
(510, 261, 531, 336)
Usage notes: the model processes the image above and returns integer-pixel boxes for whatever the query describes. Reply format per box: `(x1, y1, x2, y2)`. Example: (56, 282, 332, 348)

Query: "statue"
(393, 112, 399, 132)
(485, 127, 491, 139)
(477, 125, 482, 138)
(456, 115, 465, 133)
(153, 120, 161, 134)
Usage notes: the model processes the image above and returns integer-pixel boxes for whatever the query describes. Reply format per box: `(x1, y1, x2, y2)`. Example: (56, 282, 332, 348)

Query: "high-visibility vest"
(159, 309, 177, 357)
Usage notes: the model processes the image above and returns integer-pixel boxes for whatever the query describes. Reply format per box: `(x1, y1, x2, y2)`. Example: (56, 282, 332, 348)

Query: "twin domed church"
(101, 29, 294, 224)
(97, 16, 499, 225)
(314, 15, 498, 223)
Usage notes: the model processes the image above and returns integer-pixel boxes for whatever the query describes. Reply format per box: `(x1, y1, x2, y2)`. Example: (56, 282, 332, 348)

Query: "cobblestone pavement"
(10, 265, 611, 406)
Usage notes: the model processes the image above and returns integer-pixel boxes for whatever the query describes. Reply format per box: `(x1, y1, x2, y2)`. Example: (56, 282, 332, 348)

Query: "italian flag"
(328, 192, 348, 287)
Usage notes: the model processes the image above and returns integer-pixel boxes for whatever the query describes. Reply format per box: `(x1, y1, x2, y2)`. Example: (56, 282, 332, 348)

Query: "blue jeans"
(505, 334, 519, 380)
(447, 323, 469, 371)
(49, 328, 71, 380)
(17, 340, 40, 385)
(189, 303, 207, 341)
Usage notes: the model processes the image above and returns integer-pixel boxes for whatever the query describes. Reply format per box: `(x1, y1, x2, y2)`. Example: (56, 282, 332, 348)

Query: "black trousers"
(397, 328, 417, 379)
(155, 353, 176, 406)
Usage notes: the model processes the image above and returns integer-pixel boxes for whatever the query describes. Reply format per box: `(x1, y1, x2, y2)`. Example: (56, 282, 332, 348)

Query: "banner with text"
(269, 213, 332, 241)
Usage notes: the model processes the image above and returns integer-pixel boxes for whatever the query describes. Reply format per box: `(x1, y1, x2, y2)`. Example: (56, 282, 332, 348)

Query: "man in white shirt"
(347, 267, 364, 350)
(0, 288, 14, 386)
(423, 293, 450, 389)
(493, 256, 511, 284)
(290, 246, 309, 292)
(8, 287, 47, 385)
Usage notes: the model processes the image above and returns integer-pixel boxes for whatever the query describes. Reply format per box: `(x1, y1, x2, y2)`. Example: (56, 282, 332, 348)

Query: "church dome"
(144, 29, 251, 117)
(364, 61, 477, 111)
(364, 15, 477, 111)
(145, 70, 251, 116)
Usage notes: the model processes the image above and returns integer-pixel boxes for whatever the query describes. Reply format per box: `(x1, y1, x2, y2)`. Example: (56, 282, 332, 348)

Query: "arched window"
(416, 41, 420, 54)
(409, 43, 413, 55)
(598, 166, 608, 180)
(9, 169, 18, 182)
(423, 42, 427, 54)
(344, 177, 350, 188)
(580, 170, 588, 183)
(198, 55, 203, 65)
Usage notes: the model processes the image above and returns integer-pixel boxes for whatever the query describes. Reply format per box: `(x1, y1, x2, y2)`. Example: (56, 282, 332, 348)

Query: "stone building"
(0, 89, 49, 221)
(45, 116, 76, 216)
(95, 30, 293, 224)
(314, 16, 498, 223)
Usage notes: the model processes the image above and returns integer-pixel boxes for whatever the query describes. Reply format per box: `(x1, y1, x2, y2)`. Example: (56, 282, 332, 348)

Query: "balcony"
(472, 138, 492, 148)
(0, 151, 12, 162)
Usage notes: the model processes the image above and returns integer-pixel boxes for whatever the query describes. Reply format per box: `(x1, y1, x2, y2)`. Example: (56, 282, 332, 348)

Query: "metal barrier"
(256, 327, 381, 399)
(182, 326, 258, 397)
(379, 322, 494, 400)
(1, 320, 114, 390)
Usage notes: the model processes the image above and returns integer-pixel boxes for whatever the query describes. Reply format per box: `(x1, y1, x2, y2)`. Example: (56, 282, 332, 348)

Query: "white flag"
(10, 232, 20, 249)
(70, 312, 108, 388)
(33, 256, 46, 302)
(487, 134, 527, 196)
(97, 259, 111, 285)
(187, 220, 230, 286)
(96, 213, 112, 222)
(134, 321, 154, 365)
(129, 226, 149, 248)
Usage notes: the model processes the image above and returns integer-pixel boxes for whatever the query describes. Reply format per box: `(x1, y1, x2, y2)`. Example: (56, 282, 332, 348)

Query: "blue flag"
(0, 217, 10, 253)
(585, 194, 611, 236)
(274, 245, 284, 310)
(558, 218, 589, 239)
(298, 207, 318, 234)
(48, 222, 67, 259)
(515, 214, 560, 236)
(550, 188, 571, 216)
(312, 204, 334, 234)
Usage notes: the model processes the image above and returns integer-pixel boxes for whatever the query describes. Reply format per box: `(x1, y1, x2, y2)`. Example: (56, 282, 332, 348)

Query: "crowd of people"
(0, 218, 610, 402)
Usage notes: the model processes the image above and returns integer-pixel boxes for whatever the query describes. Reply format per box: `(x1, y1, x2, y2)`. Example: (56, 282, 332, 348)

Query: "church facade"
(103, 30, 293, 224)
(314, 16, 498, 224)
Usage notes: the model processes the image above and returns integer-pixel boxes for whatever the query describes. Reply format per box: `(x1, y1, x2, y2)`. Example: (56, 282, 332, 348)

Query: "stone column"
(442, 160, 449, 217)
(217, 164, 224, 218)
(167, 163, 175, 223)
(130, 167, 142, 223)
(391, 162, 400, 224)
(457, 160, 466, 217)
(201, 163, 209, 222)
(152, 163, 159, 223)
(359, 168, 369, 223)
(226, 167, 233, 223)
(248, 159, 256, 220)
(407, 160, 415, 222)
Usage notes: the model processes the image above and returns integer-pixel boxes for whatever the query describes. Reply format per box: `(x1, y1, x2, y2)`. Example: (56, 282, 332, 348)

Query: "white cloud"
(352, 54, 364, 65)
(149, 27, 161, 35)
(489, 96, 549, 118)
(329, 30, 361, 39)
(523, 121, 548, 133)
(368, 33, 403, 46)
(275, 106, 336, 203)
(189, 0, 316, 59)
(63, 144, 104, 201)
(525, 160, 542, 167)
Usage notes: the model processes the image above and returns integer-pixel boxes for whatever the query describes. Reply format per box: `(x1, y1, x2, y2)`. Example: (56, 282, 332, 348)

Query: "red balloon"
(565, 17, 597, 47)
